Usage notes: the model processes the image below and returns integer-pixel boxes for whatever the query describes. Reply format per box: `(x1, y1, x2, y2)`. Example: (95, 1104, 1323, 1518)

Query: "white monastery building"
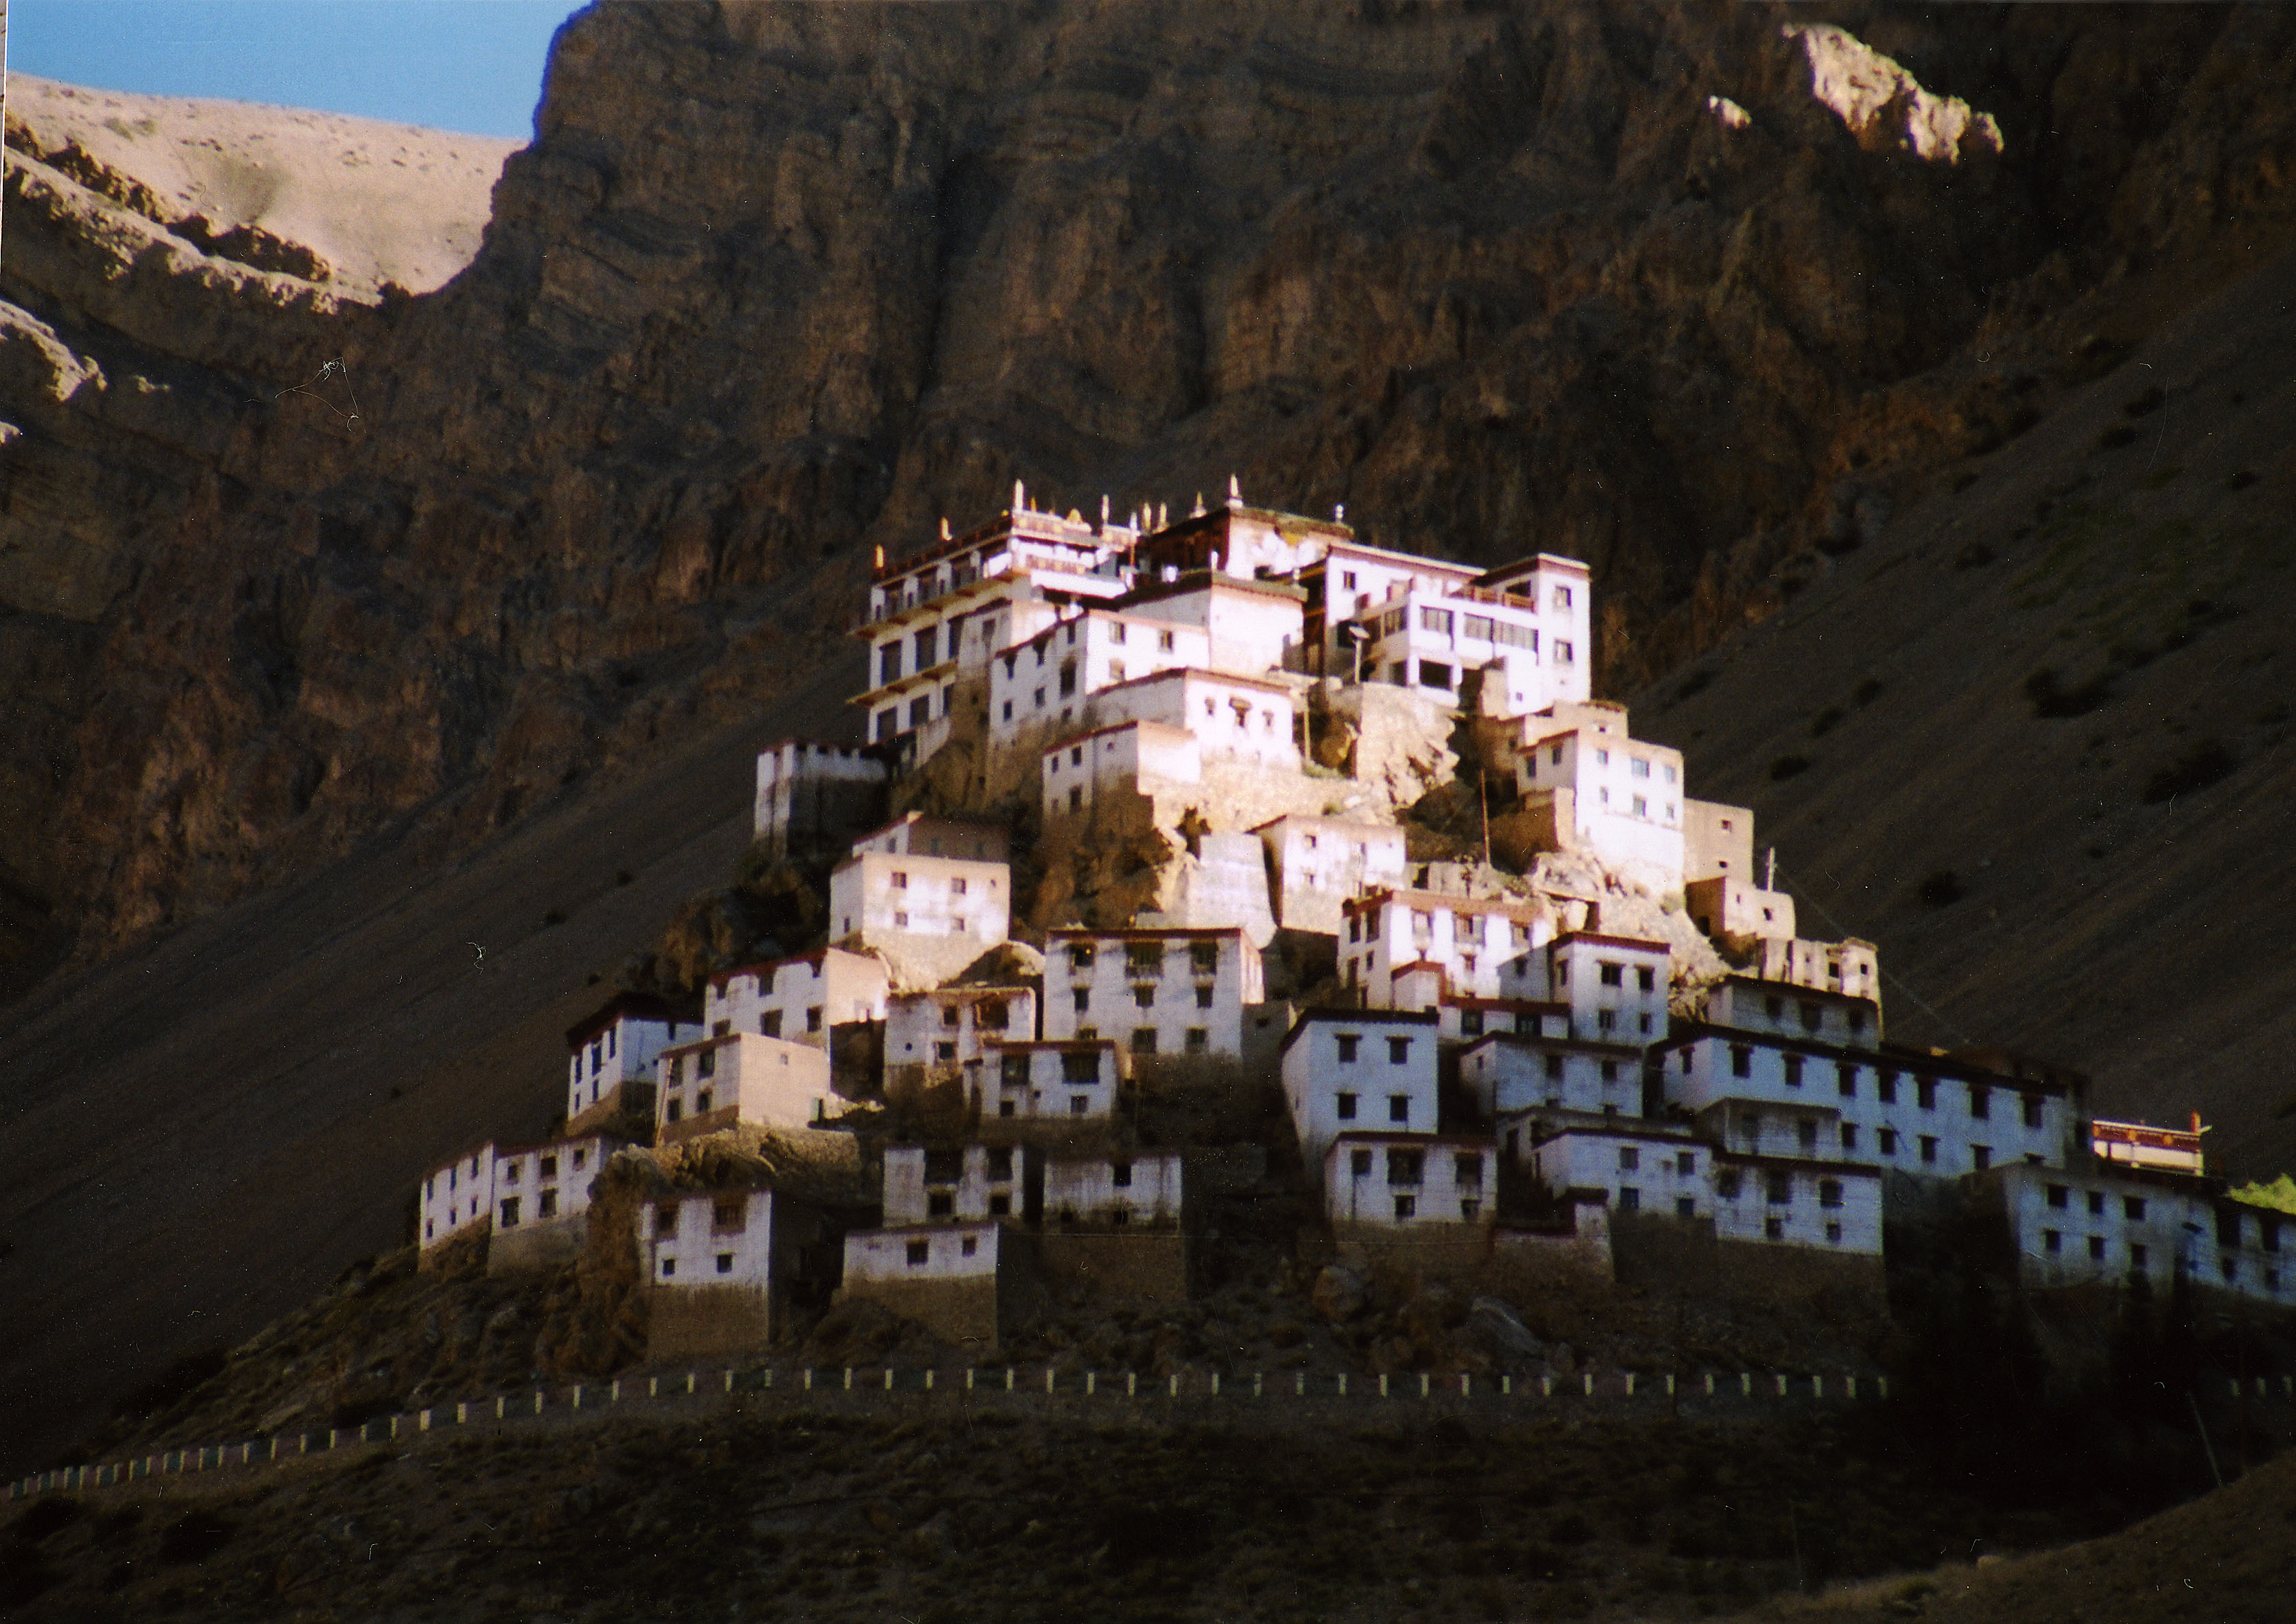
(565, 993, 701, 1129)
(705, 948, 890, 1046)
(1042, 926, 1263, 1058)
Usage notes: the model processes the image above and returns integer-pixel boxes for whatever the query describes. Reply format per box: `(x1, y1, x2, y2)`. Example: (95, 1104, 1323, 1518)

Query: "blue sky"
(8, 1, 586, 138)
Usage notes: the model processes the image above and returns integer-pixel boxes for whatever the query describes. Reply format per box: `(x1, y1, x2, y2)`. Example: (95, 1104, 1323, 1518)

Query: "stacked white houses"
(411, 485, 2290, 1346)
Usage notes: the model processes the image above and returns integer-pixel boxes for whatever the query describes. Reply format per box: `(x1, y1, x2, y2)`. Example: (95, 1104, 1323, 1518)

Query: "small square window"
(907, 1239, 930, 1267)
(660, 1257, 676, 1278)
(1388, 1094, 1410, 1124)
(962, 1235, 978, 1257)
(716, 1253, 733, 1275)
(1336, 1091, 1357, 1120)
(1387, 1035, 1411, 1063)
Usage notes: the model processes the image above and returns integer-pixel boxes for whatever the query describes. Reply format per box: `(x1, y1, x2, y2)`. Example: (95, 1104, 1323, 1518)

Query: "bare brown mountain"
(1, 1, 2294, 1473)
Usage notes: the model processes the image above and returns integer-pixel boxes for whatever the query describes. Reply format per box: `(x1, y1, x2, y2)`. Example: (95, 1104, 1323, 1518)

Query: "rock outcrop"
(4, 2, 2291, 993)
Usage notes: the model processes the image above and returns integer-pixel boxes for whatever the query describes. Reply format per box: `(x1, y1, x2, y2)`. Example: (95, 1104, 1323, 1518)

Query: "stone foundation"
(646, 1283, 774, 1360)
(1038, 1228, 1190, 1301)
(486, 1216, 585, 1275)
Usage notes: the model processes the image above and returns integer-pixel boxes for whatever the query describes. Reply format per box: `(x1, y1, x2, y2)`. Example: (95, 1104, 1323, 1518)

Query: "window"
(1825, 1222, 1842, 1245)
(1599, 962, 1623, 987)
(1388, 1094, 1410, 1124)
(500, 1196, 521, 1228)
(503, 1163, 522, 1186)
(1600, 1060, 1619, 1084)
(2043, 1229, 2062, 1255)
(1460, 1008, 1484, 1037)
(694, 1089, 713, 1114)
(1351, 1149, 1374, 1177)
(1916, 1078, 1937, 1110)
(1876, 1069, 1898, 1104)
(2123, 1196, 2147, 1222)
(1158, 630, 1175, 651)
(1784, 1056, 1804, 1088)
(1797, 1118, 1819, 1151)
(661, 1257, 677, 1278)
(1919, 1136, 1939, 1165)
(665, 1099, 682, 1123)
(928, 1192, 955, 1218)
(1544, 1054, 1564, 1081)
(1731, 1046, 1752, 1078)
(697, 1049, 716, 1078)
(1394, 1194, 1417, 1220)
(1456, 1153, 1483, 1187)
(655, 1205, 677, 1237)
(806, 1007, 823, 1033)
(988, 1192, 1010, 1215)
(1766, 1172, 1793, 1205)
(1819, 1179, 1844, 1209)
(1618, 1187, 1641, 1212)
(1134, 986, 1155, 1009)
(1971, 1145, 1990, 1171)
(1637, 966, 1656, 992)
(1764, 995, 1784, 1021)
(1387, 1149, 1425, 1185)
(2130, 1243, 2149, 1270)
(1631, 756, 1650, 779)
(1336, 1092, 1358, 1120)
(1131, 1029, 1157, 1055)
(1969, 1086, 1991, 1121)
(1127, 943, 1162, 977)
(1838, 1064, 1857, 1099)
(1387, 1035, 1411, 1063)
(907, 1239, 930, 1267)
(2022, 1096, 2044, 1129)
(1840, 1124, 1859, 1151)
(1716, 1169, 1743, 1199)
(761, 1010, 782, 1039)
(1764, 1217, 1783, 1241)
(1418, 660, 1452, 689)
(1555, 640, 1574, 663)
(1185, 1027, 1209, 1054)
(1060, 1050, 1099, 1084)
(1071, 1095, 1091, 1115)
(1420, 607, 1454, 634)
(1618, 1147, 1640, 1172)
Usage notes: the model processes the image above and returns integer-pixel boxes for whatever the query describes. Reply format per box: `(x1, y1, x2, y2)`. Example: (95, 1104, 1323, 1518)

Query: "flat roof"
(1461, 1031, 1649, 1061)
(1279, 1005, 1441, 1057)
(1042, 717, 1196, 756)
(1247, 812, 1402, 836)
(567, 992, 696, 1048)
(1344, 887, 1547, 919)
(1720, 974, 1877, 1009)
(984, 1037, 1120, 1052)
(1091, 664, 1299, 700)
(1331, 1131, 1495, 1151)
(1671, 1022, 2076, 1091)
(1115, 570, 1309, 610)
(1552, 932, 1673, 954)
(1475, 552, 1591, 584)
(1048, 925, 1245, 942)
(1520, 1121, 1702, 1149)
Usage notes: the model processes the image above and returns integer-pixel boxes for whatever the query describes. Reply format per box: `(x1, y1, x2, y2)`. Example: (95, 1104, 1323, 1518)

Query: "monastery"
(416, 485, 2291, 1355)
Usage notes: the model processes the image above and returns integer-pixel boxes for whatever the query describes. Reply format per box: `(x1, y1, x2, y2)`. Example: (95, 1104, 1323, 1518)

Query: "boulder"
(1310, 1263, 1370, 1324)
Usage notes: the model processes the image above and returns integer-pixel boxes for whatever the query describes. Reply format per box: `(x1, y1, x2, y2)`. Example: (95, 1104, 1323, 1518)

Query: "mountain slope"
(1648, 235, 2296, 1183)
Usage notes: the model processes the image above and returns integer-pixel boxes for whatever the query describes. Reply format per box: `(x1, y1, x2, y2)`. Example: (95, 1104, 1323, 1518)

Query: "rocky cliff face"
(4, 1, 2290, 994)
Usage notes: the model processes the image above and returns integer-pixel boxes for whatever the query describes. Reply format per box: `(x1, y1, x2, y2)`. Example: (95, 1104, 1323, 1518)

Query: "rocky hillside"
(4, 1, 2292, 986)
(4, 0, 2296, 1483)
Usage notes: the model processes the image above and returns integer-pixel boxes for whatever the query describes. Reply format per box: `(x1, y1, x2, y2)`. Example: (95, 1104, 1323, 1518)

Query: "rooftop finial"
(1227, 473, 1241, 508)
(939, 516, 951, 541)
(1334, 503, 1346, 522)
(1192, 492, 1205, 517)
(1014, 479, 1027, 514)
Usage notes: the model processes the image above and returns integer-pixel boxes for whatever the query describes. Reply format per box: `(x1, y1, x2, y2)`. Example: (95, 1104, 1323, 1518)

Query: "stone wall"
(646, 1284, 775, 1361)
(1038, 1228, 1190, 1302)
(1611, 1211, 1887, 1314)
(486, 1217, 587, 1275)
